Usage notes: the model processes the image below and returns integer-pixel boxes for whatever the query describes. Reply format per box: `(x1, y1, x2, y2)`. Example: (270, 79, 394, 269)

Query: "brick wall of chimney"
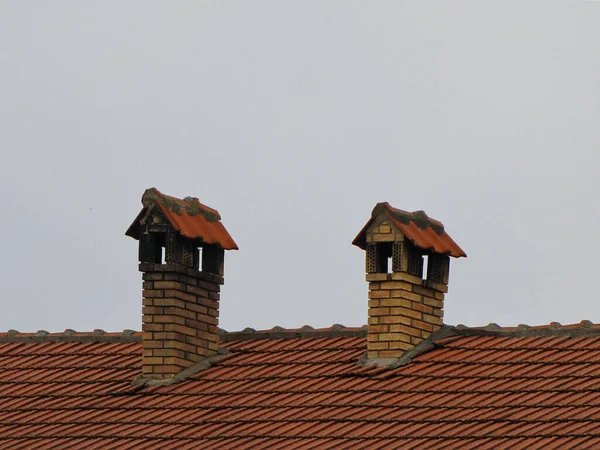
(140, 263, 222, 378)
(366, 272, 446, 359)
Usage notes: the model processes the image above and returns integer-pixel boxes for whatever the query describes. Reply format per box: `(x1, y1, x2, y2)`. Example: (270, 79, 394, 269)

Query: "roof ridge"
(2, 321, 600, 344)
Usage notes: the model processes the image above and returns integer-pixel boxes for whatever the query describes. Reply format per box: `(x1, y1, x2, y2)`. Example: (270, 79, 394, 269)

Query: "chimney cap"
(352, 202, 466, 258)
(126, 188, 238, 250)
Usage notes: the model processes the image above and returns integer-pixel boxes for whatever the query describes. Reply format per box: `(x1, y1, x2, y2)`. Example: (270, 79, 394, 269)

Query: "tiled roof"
(2, 324, 600, 448)
(353, 202, 466, 258)
(126, 188, 238, 250)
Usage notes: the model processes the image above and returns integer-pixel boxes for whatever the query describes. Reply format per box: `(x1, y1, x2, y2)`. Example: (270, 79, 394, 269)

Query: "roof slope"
(2, 326, 600, 449)
(353, 202, 466, 258)
(126, 188, 238, 250)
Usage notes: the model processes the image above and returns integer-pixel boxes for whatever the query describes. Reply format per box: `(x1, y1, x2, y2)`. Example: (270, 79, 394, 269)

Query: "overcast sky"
(1, 2, 599, 334)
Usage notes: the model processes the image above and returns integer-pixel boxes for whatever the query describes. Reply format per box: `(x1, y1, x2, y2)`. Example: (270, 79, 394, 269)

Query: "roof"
(126, 188, 238, 250)
(353, 202, 466, 258)
(3, 323, 600, 449)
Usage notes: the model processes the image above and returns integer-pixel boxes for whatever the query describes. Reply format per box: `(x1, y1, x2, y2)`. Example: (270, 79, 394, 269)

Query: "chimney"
(126, 188, 238, 379)
(353, 203, 466, 363)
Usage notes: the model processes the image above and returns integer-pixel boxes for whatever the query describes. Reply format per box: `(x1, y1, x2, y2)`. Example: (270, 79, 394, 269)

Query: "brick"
(365, 273, 388, 282)
(378, 333, 411, 343)
(164, 289, 196, 303)
(153, 332, 179, 341)
(380, 281, 413, 291)
(368, 317, 379, 325)
(367, 342, 389, 350)
(164, 357, 192, 368)
(380, 298, 411, 308)
(142, 323, 164, 332)
(153, 365, 181, 374)
(207, 342, 219, 351)
(424, 279, 448, 293)
(368, 325, 389, 333)
(390, 272, 423, 285)
(435, 291, 445, 300)
(142, 298, 154, 306)
(142, 340, 163, 349)
(390, 290, 422, 302)
(142, 356, 164, 365)
(433, 309, 444, 318)
(164, 272, 198, 286)
(154, 281, 186, 291)
(197, 297, 219, 310)
(379, 224, 391, 233)
(208, 308, 219, 317)
(197, 280, 220, 292)
(368, 299, 380, 308)
(143, 290, 164, 298)
(423, 314, 443, 326)
(378, 350, 404, 358)
(373, 233, 395, 242)
(412, 319, 434, 332)
(389, 324, 421, 338)
(423, 297, 444, 309)
(152, 298, 176, 307)
(412, 303, 434, 314)
(154, 315, 185, 325)
(369, 290, 391, 299)
(367, 334, 379, 342)
(369, 307, 390, 316)
(142, 272, 164, 281)
(184, 335, 211, 348)
(411, 336, 422, 344)
(142, 306, 164, 315)
(164, 340, 197, 353)
(151, 349, 186, 359)
(390, 308, 421, 320)
(368, 282, 380, 290)
(389, 341, 413, 350)
(197, 330, 218, 342)
(186, 303, 209, 315)
(367, 351, 380, 359)
(163, 323, 197, 337)
(185, 318, 212, 331)
(207, 291, 220, 300)
(412, 285, 436, 297)
(185, 285, 210, 297)
(195, 346, 216, 357)
(379, 315, 411, 325)
(163, 307, 196, 320)
(196, 313, 218, 326)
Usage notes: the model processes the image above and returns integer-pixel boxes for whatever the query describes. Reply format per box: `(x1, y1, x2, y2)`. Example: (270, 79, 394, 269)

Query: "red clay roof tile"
(126, 188, 238, 250)
(353, 202, 466, 257)
(2, 325, 600, 447)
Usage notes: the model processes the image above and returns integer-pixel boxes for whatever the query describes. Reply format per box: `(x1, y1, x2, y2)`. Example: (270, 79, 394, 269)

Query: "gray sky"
(1, 1, 599, 333)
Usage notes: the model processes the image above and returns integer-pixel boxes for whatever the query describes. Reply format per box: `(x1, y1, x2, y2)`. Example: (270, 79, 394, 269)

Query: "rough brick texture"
(367, 273, 445, 359)
(139, 262, 223, 379)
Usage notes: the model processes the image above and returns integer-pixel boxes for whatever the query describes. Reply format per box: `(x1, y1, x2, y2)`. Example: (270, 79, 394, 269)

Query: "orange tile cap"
(353, 202, 466, 258)
(126, 188, 238, 250)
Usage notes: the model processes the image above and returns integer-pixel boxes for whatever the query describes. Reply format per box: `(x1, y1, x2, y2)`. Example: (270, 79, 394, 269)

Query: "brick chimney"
(126, 188, 238, 379)
(353, 203, 466, 363)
